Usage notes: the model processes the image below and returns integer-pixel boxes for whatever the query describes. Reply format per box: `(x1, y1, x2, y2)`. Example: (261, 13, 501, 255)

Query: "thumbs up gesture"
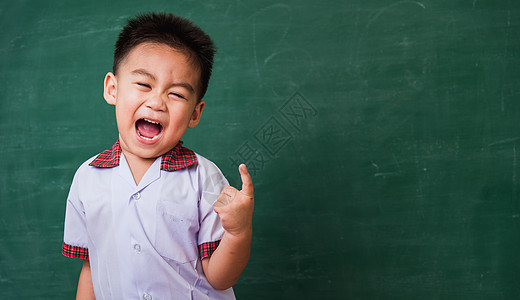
(213, 164, 255, 237)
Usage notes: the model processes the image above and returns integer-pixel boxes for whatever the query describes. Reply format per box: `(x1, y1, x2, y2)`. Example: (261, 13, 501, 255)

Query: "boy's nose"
(145, 94, 166, 111)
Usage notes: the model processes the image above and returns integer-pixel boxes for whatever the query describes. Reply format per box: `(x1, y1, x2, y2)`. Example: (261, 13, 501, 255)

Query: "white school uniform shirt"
(63, 142, 235, 300)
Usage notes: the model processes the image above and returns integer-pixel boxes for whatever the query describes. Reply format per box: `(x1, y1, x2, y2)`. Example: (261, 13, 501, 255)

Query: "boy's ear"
(104, 72, 117, 105)
(188, 100, 205, 128)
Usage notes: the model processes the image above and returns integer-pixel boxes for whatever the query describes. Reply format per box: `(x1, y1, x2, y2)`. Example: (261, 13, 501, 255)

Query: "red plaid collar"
(89, 141, 197, 171)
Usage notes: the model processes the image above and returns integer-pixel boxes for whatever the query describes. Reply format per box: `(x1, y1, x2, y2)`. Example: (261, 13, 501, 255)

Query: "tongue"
(136, 119, 161, 139)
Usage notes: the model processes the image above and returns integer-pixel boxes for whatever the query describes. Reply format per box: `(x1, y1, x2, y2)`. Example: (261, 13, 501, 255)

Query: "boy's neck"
(123, 150, 158, 186)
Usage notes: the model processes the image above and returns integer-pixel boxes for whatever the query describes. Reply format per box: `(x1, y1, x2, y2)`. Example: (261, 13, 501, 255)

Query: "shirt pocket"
(155, 200, 200, 264)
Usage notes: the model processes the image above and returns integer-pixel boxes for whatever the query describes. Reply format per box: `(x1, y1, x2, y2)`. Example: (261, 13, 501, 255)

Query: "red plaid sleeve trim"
(161, 141, 197, 171)
(199, 240, 221, 260)
(89, 141, 121, 168)
(62, 242, 89, 260)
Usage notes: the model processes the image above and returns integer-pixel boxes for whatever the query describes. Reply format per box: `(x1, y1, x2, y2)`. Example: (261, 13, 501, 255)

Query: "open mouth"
(136, 118, 163, 141)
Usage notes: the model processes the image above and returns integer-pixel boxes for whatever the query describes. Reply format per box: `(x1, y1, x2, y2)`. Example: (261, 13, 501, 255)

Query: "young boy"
(62, 13, 254, 299)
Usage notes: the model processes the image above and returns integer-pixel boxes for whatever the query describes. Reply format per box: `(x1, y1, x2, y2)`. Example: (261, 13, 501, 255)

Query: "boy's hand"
(213, 164, 254, 237)
(204, 164, 254, 289)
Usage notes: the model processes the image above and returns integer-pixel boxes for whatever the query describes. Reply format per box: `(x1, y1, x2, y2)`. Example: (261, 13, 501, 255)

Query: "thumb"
(239, 164, 254, 196)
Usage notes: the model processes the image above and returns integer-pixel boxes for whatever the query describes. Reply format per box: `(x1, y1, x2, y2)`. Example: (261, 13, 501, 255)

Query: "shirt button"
(132, 192, 141, 200)
(143, 293, 152, 300)
(134, 244, 141, 253)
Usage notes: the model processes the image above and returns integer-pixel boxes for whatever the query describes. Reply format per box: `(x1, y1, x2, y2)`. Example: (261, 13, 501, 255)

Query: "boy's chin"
(121, 134, 180, 158)
(121, 140, 160, 159)
(133, 143, 179, 159)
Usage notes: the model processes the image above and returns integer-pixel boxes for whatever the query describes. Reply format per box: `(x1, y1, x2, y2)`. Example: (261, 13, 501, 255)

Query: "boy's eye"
(169, 92, 185, 100)
(137, 83, 151, 89)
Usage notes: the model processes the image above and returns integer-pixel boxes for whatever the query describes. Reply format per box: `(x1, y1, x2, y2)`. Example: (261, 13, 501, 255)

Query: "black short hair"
(113, 12, 216, 100)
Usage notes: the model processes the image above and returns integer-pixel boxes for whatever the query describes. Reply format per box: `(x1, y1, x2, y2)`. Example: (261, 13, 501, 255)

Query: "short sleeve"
(196, 155, 229, 250)
(62, 166, 89, 259)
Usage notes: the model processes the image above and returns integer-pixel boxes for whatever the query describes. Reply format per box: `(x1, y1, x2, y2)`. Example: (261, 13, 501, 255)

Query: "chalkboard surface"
(1, 0, 519, 299)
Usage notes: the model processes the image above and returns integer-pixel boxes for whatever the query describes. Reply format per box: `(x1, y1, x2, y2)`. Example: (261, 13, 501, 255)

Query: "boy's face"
(104, 42, 205, 162)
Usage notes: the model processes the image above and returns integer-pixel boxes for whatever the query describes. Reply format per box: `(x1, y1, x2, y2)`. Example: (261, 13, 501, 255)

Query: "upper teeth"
(144, 118, 160, 125)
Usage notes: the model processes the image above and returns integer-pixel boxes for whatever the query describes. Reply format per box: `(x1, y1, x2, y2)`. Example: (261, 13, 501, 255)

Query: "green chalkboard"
(1, 0, 520, 298)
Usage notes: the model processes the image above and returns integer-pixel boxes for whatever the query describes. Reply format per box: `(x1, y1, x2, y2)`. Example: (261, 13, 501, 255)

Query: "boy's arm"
(77, 260, 96, 300)
(202, 164, 254, 290)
